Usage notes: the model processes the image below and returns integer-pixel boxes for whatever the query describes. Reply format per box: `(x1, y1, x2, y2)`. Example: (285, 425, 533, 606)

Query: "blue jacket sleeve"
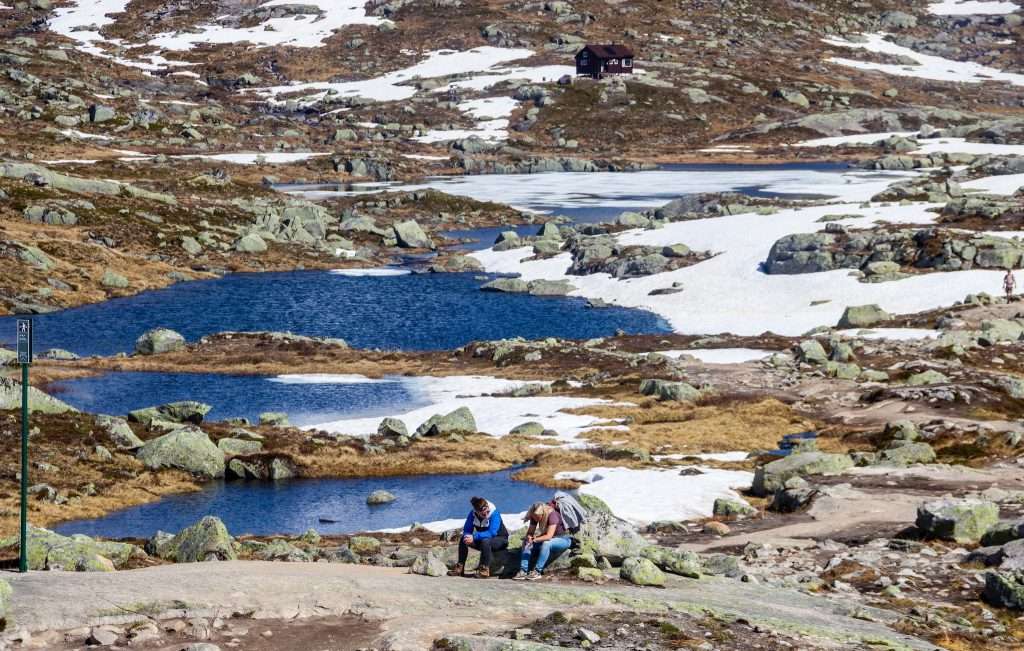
(473, 510, 502, 541)
(463, 513, 474, 537)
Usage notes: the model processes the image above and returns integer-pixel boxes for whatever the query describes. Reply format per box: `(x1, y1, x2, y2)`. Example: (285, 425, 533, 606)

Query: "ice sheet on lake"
(354, 166, 909, 213)
(271, 374, 389, 385)
(555, 466, 754, 524)
(824, 33, 1024, 87)
(330, 268, 412, 277)
(302, 375, 621, 442)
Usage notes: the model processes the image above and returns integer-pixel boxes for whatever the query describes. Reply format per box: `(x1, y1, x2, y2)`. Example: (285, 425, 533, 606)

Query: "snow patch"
(929, 0, 1019, 14)
(657, 348, 776, 364)
(825, 33, 1024, 87)
(555, 466, 754, 524)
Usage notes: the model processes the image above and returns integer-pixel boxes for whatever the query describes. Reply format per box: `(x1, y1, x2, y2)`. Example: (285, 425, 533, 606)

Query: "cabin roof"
(579, 44, 634, 59)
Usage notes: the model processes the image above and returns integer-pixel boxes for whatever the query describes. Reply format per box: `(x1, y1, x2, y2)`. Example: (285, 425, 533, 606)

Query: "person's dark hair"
(470, 496, 488, 510)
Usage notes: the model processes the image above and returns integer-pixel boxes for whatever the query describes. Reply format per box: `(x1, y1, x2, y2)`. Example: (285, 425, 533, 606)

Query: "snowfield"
(470, 169, 1021, 336)
(929, 0, 1019, 14)
(824, 33, 1024, 87)
(255, 47, 537, 105)
(148, 0, 382, 50)
(554, 466, 755, 524)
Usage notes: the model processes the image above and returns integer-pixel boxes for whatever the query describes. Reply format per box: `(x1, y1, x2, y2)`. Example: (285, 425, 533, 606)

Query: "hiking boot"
(447, 563, 465, 577)
(525, 570, 543, 581)
(476, 566, 491, 579)
(512, 570, 529, 580)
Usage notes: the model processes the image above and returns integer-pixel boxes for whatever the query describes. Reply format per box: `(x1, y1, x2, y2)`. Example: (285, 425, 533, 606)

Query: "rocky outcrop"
(916, 498, 999, 543)
(136, 427, 225, 478)
(765, 228, 1024, 277)
(414, 407, 477, 437)
(134, 328, 186, 355)
(751, 452, 854, 496)
(0, 162, 176, 205)
(0, 377, 76, 414)
(619, 556, 665, 586)
(639, 379, 701, 402)
(129, 401, 212, 425)
(567, 235, 710, 279)
(155, 516, 235, 562)
(0, 527, 144, 571)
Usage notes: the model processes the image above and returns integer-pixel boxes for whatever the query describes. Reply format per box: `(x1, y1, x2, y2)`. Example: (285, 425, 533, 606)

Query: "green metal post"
(19, 361, 28, 573)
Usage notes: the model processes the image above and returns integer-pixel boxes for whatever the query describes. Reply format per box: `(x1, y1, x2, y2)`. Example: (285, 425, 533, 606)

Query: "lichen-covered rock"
(136, 427, 225, 479)
(95, 415, 144, 449)
(981, 520, 1024, 547)
(640, 545, 701, 578)
(392, 220, 434, 249)
(134, 328, 186, 355)
(838, 304, 891, 328)
(639, 379, 701, 402)
(414, 407, 476, 437)
(410, 550, 448, 577)
(377, 417, 408, 438)
(481, 278, 529, 293)
(795, 340, 828, 365)
(0, 377, 76, 414)
(713, 497, 757, 518)
(875, 442, 936, 467)
(906, 370, 949, 386)
(254, 539, 312, 562)
(751, 452, 854, 497)
(349, 536, 382, 556)
(259, 412, 290, 427)
(0, 527, 143, 571)
(161, 516, 235, 562)
(129, 401, 212, 425)
(217, 437, 263, 456)
(619, 556, 666, 586)
(983, 570, 1024, 610)
(0, 578, 10, 627)
(916, 498, 999, 543)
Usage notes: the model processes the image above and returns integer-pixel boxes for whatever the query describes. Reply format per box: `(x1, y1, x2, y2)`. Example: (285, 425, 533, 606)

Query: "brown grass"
(569, 397, 815, 455)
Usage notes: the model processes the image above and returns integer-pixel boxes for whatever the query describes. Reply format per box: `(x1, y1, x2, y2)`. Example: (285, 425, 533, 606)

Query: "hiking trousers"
(520, 535, 572, 573)
(458, 536, 509, 567)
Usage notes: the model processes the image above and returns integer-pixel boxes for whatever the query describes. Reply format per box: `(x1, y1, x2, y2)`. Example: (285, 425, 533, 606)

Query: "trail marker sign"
(17, 319, 32, 365)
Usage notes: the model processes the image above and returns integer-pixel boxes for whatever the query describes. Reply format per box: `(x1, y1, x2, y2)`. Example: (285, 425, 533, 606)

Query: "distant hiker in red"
(1004, 270, 1016, 301)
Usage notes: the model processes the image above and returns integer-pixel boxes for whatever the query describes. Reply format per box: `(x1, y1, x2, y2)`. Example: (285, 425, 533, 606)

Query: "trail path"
(6, 561, 939, 649)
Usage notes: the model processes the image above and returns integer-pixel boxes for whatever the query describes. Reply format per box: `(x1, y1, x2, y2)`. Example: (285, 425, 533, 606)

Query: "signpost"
(16, 319, 32, 573)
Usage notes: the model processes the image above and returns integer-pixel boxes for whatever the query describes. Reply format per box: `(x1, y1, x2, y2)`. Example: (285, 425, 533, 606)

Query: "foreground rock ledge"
(5, 562, 938, 650)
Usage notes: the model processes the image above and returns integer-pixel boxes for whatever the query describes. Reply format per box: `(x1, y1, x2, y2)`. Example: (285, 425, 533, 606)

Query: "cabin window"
(580, 53, 589, 65)
(623, 58, 633, 68)
(608, 58, 619, 66)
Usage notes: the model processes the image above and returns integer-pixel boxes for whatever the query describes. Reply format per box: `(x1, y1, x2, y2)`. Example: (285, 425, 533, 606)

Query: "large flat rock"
(5, 561, 938, 650)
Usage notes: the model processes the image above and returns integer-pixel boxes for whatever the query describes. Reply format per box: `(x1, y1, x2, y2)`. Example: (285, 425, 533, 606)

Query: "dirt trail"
(5, 561, 940, 650)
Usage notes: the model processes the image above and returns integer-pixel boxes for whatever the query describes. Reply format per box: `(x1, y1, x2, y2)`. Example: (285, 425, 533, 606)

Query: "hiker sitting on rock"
(449, 496, 508, 578)
(514, 501, 572, 581)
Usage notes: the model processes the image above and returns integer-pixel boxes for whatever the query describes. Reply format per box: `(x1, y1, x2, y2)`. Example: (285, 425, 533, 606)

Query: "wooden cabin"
(575, 44, 635, 78)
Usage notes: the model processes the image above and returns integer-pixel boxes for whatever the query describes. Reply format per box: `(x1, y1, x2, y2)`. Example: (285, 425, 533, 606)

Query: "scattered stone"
(367, 490, 397, 505)
(916, 498, 999, 543)
(134, 328, 186, 355)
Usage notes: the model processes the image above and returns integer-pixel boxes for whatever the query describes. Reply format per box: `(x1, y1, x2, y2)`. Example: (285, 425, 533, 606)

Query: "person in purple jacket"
(448, 496, 509, 578)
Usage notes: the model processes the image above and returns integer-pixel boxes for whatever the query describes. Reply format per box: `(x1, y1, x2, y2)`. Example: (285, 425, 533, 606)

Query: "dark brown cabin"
(575, 44, 635, 78)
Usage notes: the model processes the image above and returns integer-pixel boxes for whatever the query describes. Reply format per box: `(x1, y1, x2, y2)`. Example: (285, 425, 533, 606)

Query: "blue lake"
(0, 271, 669, 357)
(54, 467, 551, 538)
(46, 372, 420, 427)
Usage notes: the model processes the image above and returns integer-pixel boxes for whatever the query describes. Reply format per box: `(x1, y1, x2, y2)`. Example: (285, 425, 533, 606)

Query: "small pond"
(54, 467, 552, 538)
(0, 271, 669, 357)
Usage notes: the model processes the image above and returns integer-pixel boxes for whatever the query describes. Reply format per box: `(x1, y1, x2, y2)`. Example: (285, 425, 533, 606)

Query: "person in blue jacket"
(449, 496, 509, 578)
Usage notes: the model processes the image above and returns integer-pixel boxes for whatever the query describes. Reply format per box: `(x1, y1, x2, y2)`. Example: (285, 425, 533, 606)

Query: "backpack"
(552, 491, 588, 534)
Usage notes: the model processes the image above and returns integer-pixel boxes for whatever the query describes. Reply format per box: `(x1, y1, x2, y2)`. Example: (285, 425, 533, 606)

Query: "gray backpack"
(553, 491, 588, 534)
